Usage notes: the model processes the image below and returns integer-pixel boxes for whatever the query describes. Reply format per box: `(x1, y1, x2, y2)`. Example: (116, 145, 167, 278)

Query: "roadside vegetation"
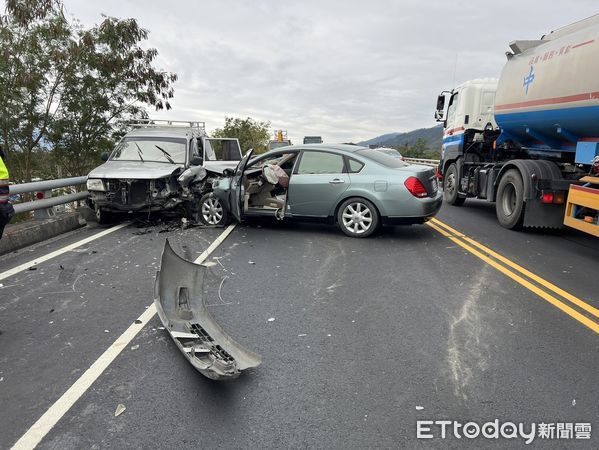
(0, 0, 177, 183)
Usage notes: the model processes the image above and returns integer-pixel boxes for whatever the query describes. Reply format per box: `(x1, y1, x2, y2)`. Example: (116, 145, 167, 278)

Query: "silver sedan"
(211, 144, 442, 237)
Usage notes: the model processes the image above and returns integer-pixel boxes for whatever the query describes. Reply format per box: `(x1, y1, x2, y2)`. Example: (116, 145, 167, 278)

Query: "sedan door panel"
(287, 150, 350, 217)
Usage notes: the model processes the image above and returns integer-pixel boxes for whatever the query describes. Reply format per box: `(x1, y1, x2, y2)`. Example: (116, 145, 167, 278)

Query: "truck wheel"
(95, 207, 113, 225)
(444, 163, 465, 206)
(199, 193, 229, 226)
(496, 169, 525, 230)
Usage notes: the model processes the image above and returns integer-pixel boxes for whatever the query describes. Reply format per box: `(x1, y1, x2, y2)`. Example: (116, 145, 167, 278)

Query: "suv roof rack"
(129, 119, 206, 130)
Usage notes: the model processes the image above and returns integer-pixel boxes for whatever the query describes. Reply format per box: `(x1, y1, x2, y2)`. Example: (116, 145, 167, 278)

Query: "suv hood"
(88, 160, 184, 180)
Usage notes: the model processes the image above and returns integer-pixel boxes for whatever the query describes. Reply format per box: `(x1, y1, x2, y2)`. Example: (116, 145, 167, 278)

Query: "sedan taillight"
(404, 177, 428, 198)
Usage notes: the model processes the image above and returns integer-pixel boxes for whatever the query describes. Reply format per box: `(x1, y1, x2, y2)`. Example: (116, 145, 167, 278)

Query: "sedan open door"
(228, 149, 254, 222)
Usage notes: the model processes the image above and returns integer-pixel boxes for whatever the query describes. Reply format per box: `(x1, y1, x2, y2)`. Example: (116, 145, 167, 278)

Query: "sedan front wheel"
(337, 197, 379, 238)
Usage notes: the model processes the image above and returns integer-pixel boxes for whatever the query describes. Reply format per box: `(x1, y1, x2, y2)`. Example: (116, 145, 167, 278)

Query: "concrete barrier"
(0, 211, 87, 255)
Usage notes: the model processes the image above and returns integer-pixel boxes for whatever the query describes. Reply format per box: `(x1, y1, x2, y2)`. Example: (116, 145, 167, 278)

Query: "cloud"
(64, 0, 598, 143)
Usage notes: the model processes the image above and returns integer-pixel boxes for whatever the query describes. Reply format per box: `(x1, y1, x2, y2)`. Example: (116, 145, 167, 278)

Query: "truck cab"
(436, 79, 498, 163)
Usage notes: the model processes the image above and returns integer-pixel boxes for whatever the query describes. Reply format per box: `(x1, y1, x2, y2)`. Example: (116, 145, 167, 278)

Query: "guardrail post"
(33, 189, 56, 220)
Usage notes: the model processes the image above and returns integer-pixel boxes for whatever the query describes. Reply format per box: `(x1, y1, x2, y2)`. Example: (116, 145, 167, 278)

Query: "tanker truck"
(435, 14, 599, 236)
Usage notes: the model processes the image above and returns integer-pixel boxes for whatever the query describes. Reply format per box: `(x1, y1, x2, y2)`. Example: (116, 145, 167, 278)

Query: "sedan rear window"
(356, 149, 409, 168)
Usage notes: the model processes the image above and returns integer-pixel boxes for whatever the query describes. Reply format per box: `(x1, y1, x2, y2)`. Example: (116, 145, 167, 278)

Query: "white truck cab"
(436, 78, 498, 160)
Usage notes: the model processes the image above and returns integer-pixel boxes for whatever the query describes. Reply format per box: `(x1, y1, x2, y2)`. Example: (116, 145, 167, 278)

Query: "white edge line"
(194, 224, 237, 264)
(11, 223, 237, 450)
(0, 222, 130, 282)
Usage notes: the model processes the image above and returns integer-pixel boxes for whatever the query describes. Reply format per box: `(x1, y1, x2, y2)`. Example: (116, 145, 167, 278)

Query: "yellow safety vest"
(0, 156, 8, 180)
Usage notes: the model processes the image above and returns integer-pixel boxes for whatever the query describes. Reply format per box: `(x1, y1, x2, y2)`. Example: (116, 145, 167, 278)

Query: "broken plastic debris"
(154, 239, 261, 380)
(157, 326, 165, 330)
(28, 266, 37, 271)
(104, 330, 109, 333)
(267, 317, 275, 322)
(114, 404, 126, 417)
(130, 344, 140, 351)
(298, 333, 307, 337)
(327, 334, 332, 337)
(134, 319, 142, 324)
(415, 406, 424, 410)
(572, 399, 576, 406)
(248, 260, 256, 265)
(202, 261, 217, 267)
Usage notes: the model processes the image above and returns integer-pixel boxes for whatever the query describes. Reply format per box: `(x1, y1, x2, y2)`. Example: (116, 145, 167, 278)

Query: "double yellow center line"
(426, 218, 599, 334)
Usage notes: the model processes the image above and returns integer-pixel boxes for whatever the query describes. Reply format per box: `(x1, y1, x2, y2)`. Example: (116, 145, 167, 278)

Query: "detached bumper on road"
(154, 239, 261, 380)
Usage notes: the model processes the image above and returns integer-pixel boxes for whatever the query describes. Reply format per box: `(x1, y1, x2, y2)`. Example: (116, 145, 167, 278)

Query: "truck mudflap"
(154, 239, 261, 380)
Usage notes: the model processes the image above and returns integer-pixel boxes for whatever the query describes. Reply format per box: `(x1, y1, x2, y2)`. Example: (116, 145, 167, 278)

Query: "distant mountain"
(359, 125, 443, 151)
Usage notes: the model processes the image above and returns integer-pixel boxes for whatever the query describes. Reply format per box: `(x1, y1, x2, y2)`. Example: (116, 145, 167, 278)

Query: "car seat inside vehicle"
(243, 153, 296, 218)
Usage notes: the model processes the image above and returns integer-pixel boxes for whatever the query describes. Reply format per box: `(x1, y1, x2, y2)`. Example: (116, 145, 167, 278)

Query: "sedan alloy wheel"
(337, 198, 379, 238)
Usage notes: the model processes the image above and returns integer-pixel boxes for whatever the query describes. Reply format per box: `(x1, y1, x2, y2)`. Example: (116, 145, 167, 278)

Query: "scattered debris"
(28, 266, 37, 271)
(267, 317, 275, 322)
(130, 344, 140, 350)
(158, 326, 165, 330)
(327, 334, 332, 337)
(248, 260, 256, 265)
(49, 309, 55, 314)
(134, 319, 142, 324)
(298, 333, 307, 337)
(132, 228, 153, 236)
(572, 399, 576, 406)
(104, 330, 110, 333)
(415, 406, 424, 410)
(154, 239, 261, 380)
(114, 404, 126, 417)
(59, 265, 64, 270)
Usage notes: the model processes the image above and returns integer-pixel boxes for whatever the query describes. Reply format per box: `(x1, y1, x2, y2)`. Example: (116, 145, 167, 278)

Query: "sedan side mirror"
(190, 156, 203, 166)
(100, 152, 110, 162)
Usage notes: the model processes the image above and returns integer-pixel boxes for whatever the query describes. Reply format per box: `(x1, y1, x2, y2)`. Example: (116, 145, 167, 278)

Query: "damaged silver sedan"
(154, 239, 261, 380)
(86, 120, 242, 224)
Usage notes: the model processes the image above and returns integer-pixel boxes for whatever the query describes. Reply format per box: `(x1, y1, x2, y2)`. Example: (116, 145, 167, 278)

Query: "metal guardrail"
(9, 176, 88, 217)
(403, 158, 440, 167)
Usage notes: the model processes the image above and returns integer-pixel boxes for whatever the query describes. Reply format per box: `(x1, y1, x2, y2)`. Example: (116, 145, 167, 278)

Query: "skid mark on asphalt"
(428, 218, 599, 334)
(446, 265, 492, 402)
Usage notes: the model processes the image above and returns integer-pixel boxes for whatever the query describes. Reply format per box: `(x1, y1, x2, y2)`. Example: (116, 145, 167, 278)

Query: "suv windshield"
(356, 148, 409, 168)
(111, 137, 187, 164)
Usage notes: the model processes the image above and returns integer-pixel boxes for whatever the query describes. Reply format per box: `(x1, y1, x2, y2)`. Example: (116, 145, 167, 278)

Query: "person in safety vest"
(0, 145, 14, 239)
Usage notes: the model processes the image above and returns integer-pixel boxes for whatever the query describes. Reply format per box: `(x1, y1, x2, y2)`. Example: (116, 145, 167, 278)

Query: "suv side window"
(297, 151, 345, 174)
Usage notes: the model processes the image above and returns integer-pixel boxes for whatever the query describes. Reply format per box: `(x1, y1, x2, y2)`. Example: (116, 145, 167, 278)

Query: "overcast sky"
(64, 1, 597, 144)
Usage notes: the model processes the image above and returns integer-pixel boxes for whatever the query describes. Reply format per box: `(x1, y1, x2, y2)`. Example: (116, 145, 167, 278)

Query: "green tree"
(0, 0, 177, 181)
(0, 0, 72, 182)
(212, 116, 270, 154)
(48, 16, 176, 177)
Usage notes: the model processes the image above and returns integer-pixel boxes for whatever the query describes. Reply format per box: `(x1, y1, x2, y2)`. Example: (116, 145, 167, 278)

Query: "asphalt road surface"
(1, 203, 597, 449)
